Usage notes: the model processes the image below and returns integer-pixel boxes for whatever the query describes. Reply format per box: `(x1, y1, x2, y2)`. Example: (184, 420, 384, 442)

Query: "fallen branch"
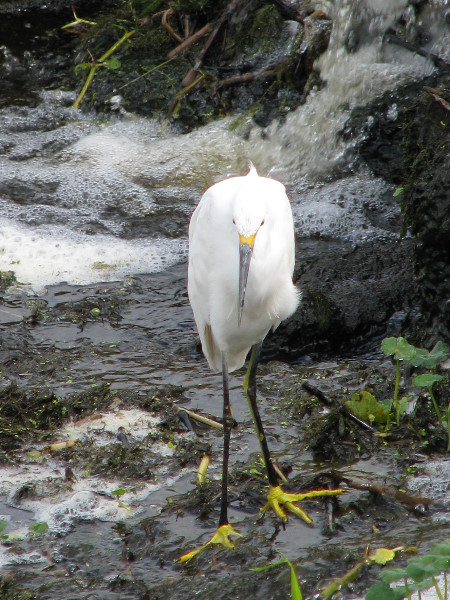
(384, 32, 450, 70)
(213, 68, 278, 90)
(181, 0, 239, 88)
(168, 23, 212, 59)
(346, 479, 433, 512)
(161, 8, 183, 43)
(174, 405, 223, 430)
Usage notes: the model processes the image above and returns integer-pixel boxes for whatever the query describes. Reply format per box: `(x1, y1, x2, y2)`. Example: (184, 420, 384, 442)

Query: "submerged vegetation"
(346, 337, 450, 446)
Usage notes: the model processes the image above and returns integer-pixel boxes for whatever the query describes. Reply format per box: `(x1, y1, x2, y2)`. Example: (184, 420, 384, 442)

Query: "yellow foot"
(179, 523, 242, 563)
(261, 484, 343, 524)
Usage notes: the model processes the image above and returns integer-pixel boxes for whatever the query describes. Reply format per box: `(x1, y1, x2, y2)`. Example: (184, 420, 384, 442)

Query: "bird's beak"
(238, 233, 256, 327)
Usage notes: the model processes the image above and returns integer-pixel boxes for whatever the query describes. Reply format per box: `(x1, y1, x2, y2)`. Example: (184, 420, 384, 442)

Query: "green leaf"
(103, 58, 121, 70)
(346, 391, 388, 424)
(379, 567, 408, 583)
(413, 373, 443, 388)
(281, 554, 303, 600)
(405, 558, 438, 581)
(0, 519, 7, 534)
(381, 337, 400, 356)
(381, 337, 416, 362)
(397, 396, 410, 415)
(366, 582, 405, 600)
(422, 341, 450, 368)
(431, 540, 450, 557)
(111, 488, 126, 497)
(74, 62, 90, 74)
(370, 548, 396, 565)
(250, 559, 286, 572)
(406, 347, 429, 367)
(393, 186, 404, 197)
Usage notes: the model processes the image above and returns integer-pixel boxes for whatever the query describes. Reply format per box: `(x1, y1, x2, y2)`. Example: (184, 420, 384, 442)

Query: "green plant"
(346, 390, 391, 427)
(413, 373, 450, 450)
(321, 546, 409, 599)
(381, 337, 415, 426)
(65, 11, 136, 109)
(413, 373, 443, 421)
(381, 338, 450, 427)
(251, 553, 303, 600)
(366, 539, 450, 600)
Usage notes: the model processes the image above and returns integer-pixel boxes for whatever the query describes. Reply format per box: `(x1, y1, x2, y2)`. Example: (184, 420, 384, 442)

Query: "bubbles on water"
(292, 174, 399, 241)
(0, 219, 187, 289)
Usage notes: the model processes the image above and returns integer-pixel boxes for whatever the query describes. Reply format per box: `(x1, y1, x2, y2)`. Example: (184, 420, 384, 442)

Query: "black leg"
(244, 343, 279, 487)
(219, 352, 233, 527)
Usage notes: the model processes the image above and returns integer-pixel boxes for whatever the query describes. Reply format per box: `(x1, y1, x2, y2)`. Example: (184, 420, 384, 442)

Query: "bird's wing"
(188, 194, 222, 372)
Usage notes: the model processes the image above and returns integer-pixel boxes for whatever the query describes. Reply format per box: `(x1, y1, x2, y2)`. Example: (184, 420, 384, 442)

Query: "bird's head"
(233, 167, 266, 327)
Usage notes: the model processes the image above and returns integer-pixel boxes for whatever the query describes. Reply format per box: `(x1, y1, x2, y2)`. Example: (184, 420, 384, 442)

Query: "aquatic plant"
(64, 8, 136, 109)
(251, 553, 303, 600)
(321, 545, 410, 599)
(381, 337, 416, 426)
(346, 337, 449, 437)
(381, 337, 450, 428)
(366, 538, 450, 600)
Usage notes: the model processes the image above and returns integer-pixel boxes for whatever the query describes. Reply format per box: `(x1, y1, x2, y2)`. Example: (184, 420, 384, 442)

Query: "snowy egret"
(181, 165, 341, 562)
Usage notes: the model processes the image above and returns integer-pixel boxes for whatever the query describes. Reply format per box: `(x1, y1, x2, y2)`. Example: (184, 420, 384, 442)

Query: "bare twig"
(384, 32, 449, 70)
(167, 23, 212, 59)
(174, 405, 223, 430)
(181, 0, 239, 87)
(213, 69, 278, 90)
(162, 8, 183, 43)
(346, 479, 433, 512)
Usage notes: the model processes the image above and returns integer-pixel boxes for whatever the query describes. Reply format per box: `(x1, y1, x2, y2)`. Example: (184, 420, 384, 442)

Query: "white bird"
(181, 165, 341, 562)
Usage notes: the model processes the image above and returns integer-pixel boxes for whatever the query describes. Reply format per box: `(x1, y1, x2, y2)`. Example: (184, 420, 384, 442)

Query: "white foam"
(0, 219, 186, 289)
(0, 407, 192, 564)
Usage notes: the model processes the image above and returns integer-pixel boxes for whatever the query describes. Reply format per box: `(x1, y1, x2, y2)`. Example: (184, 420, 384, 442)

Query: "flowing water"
(0, 1, 449, 598)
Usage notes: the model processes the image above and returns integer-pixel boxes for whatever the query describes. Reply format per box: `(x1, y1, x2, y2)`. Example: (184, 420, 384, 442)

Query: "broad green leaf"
(408, 576, 436, 593)
(406, 347, 429, 367)
(111, 488, 126, 497)
(413, 373, 443, 388)
(431, 540, 450, 556)
(381, 337, 416, 362)
(424, 341, 450, 368)
(381, 337, 400, 356)
(379, 567, 408, 583)
(397, 396, 410, 415)
(365, 581, 405, 600)
(405, 558, 437, 581)
(346, 391, 388, 424)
